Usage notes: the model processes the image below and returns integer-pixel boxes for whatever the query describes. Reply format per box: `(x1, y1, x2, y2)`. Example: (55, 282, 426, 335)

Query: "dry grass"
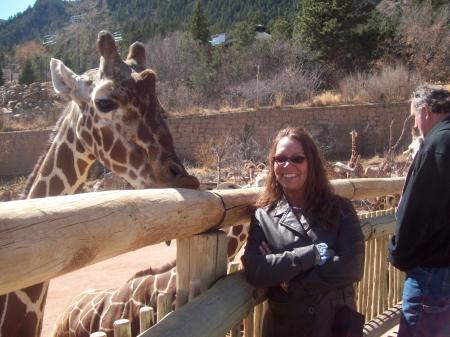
(0, 176, 27, 201)
(339, 63, 422, 103)
(194, 143, 217, 168)
(1, 114, 56, 132)
(273, 92, 285, 107)
(310, 91, 344, 106)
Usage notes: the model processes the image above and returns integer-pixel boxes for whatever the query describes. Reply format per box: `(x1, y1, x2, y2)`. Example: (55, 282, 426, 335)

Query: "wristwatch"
(314, 243, 329, 266)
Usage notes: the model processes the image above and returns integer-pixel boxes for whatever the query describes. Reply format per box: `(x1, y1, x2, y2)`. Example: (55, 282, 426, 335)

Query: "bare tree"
(398, 2, 450, 82)
(208, 135, 233, 185)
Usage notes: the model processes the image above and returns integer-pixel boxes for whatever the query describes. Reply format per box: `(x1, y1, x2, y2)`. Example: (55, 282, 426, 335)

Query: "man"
(389, 85, 450, 337)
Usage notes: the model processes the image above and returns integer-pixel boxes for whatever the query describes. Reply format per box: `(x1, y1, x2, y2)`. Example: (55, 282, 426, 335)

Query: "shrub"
(339, 63, 422, 103)
(224, 64, 322, 107)
(147, 33, 323, 111)
(397, 1, 450, 82)
(310, 91, 343, 106)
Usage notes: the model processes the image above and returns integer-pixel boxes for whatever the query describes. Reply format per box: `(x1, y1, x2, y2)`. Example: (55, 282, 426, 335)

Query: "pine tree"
(190, 0, 210, 44)
(269, 17, 292, 40)
(232, 21, 255, 48)
(0, 66, 4, 86)
(0, 51, 4, 86)
(19, 59, 37, 84)
(293, 0, 377, 72)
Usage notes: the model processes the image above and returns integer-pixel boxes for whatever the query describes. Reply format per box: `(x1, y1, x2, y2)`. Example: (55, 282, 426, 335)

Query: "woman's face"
(273, 136, 309, 198)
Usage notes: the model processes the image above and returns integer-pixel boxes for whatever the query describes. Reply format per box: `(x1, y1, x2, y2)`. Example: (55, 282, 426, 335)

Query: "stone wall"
(0, 102, 411, 177)
(168, 102, 411, 160)
(0, 129, 51, 177)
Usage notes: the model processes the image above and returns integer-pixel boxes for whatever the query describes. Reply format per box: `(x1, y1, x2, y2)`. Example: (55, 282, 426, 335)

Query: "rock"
(0, 81, 69, 126)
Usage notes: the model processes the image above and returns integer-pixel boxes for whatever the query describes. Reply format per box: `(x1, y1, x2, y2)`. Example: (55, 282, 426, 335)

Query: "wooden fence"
(0, 177, 406, 337)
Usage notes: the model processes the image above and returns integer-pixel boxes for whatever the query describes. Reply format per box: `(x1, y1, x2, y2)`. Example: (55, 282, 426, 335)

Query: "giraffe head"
(49, 31, 199, 189)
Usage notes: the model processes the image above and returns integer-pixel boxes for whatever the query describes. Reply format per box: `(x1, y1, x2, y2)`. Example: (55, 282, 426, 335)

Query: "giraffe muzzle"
(168, 164, 200, 189)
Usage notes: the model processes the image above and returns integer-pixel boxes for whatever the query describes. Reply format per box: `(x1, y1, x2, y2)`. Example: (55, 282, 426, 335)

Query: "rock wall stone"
(168, 102, 411, 161)
(0, 102, 411, 177)
(0, 129, 51, 177)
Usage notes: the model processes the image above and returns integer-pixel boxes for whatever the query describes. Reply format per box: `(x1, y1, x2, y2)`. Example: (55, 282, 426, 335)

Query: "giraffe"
(50, 203, 251, 337)
(50, 227, 250, 337)
(347, 129, 364, 177)
(403, 126, 423, 161)
(0, 31, 199, 337)
(51, 261, 177, 337)
(330, 130, 364, 178)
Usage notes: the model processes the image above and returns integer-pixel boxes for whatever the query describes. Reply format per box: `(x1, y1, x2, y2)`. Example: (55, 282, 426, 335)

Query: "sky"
(0, 0, 36, 20)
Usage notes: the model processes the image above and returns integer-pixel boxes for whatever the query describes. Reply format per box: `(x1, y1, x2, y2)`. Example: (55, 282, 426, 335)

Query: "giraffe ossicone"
(43, 31, 199, 192)
(0, 31, 199, 337)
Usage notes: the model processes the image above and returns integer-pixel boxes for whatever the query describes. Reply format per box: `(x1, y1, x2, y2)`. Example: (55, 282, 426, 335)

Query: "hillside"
(0, 0, 299, 50)
(1, 0, 447, 114)
(0, 0, 72, 48)
(0, 0, 414, 51)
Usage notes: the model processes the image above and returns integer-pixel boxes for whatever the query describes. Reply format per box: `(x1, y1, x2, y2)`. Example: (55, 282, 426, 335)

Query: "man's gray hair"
(411, 85, 450, 114)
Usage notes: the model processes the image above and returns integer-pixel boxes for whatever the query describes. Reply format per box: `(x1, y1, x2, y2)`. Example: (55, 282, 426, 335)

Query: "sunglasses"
(273, 155, 307, 164)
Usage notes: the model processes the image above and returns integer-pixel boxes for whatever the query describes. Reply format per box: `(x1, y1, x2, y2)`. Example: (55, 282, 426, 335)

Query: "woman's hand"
(259, 241, 289, 292)
(259, 241, 272, 255)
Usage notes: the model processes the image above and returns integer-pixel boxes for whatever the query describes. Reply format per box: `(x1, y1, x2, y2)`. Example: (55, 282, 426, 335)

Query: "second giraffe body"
(50, 223, 250, 337)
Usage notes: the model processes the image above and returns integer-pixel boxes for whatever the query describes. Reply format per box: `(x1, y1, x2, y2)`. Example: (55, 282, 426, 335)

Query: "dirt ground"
(42, 242, 177, 337)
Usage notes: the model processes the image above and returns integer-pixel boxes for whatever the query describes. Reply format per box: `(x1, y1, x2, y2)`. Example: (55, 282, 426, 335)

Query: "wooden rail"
(138, 271, 266, 337)
(0, 177, 404, 296)
(133, 210, 402, 337)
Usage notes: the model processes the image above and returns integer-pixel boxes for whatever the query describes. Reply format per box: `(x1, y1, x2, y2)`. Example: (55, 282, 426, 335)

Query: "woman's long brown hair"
(256, 127, 339, 227)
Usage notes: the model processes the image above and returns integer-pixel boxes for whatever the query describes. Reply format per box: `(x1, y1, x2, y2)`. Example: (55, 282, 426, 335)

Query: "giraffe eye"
(95, 99, 118, 113)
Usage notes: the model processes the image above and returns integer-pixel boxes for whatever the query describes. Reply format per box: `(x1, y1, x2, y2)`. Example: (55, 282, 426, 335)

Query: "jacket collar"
(273, 197, 290, 216)
(424, 115, 450, 142)
(273, 196, 311, 237)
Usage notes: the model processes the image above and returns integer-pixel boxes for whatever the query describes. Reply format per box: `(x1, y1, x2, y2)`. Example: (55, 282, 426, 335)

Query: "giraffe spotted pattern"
(0, 31, 199, 337)
(51, 262, 176, 337)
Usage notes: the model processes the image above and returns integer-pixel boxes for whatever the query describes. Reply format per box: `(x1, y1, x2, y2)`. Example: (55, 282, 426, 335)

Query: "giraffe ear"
(126, 42, 146, 70)
(50, 58, 81, 95)
(50, 58, 90, 98)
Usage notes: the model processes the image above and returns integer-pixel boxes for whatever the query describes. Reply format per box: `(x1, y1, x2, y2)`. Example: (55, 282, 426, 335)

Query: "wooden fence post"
(90, 332, 107, 337)
(229, 261, 242, 337)
(189, 279, 201, 301)
(139, 306, 154, 333)
(243, 307, 254, 337)
(254, 302, 263, 337)
(156, 292, 172, 322)
(176, 230, 228, 308)
(175, 288, 189, 309)
(113, 319, 131, 337)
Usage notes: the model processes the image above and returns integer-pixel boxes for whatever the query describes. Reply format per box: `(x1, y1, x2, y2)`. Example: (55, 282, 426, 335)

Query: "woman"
(241, 127, 365, 337)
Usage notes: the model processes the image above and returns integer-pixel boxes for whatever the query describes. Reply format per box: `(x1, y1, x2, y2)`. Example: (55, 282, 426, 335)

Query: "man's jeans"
(398, 266, 450, 337)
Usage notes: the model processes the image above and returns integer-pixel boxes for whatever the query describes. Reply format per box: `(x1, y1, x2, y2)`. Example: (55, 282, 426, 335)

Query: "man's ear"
(423, 104, 433, 119)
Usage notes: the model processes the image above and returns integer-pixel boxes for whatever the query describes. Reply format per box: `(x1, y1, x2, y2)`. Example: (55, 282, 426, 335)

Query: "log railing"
(0, 178, 406, 337)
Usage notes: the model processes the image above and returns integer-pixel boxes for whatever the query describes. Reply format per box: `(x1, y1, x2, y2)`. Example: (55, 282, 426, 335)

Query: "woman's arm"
(289, 199, 365, 298)
(241, 210, 317, 288)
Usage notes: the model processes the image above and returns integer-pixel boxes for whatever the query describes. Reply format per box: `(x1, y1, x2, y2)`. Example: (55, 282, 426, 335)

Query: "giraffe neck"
(0, 107, 95, 337)
(28, 107, 95, 198)
(349, 132, 358, 168)
(0, 281, 50, 337)
(227, 224, 249, 261)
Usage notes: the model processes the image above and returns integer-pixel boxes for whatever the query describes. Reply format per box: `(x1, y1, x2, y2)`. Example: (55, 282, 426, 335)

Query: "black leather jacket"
(389, 116, 450, 271)
(242, 196, 365, 337)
